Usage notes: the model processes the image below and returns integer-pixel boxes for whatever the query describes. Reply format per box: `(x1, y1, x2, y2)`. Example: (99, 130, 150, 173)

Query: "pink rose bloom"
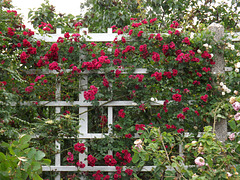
(134, 144, 143, 152)
(194, 157, 205, 167)
(232, 102, 240, 111)
(227, 172, 232, 177)
(235, 113, 240, 121)
(229, 133, 235, 141)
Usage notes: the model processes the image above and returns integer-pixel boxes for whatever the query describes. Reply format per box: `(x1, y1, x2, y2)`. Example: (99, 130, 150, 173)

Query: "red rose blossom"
(74, 142, 86, 153)
(118, 109, 125, 118)
(177, 128, 184, 133)
(125, 169, 133, 176)
(87, 155, 97, 167)
(172, 93, 182, 102)
(115, 124, 122, 130)
(201, 94, 208, 102)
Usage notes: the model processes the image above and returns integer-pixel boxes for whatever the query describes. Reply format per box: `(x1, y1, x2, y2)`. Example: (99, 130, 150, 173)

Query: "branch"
(158, 127, 187, 180)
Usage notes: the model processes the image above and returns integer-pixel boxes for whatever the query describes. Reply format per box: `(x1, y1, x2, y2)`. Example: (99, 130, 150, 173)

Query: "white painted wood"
(55, 79, 61, 180)
(107, 28, 113, 34)
(225, 67, 233, 71)
(42, 165, 196, 172)
(25, 68, 149, 75)
(108, 107, 113, 134)
(33, 28, 238, 42)
(56, 28, 61, 34)
(15, 100, 164, 107)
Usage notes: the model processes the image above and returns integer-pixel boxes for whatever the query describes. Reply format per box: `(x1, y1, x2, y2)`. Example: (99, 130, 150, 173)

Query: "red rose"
(172, 93, 182, 102)
(118, 109, 125, 118)
(201, 94, 208, 102)
(68, 46, 74, 53)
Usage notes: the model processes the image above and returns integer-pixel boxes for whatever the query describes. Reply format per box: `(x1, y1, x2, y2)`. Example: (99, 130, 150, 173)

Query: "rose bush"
(1, 0, 240, 179)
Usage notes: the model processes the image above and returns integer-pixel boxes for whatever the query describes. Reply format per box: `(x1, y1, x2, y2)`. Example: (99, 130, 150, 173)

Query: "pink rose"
(229, 133, 235, 141)
(232, 102, 240, 111)
(235, 113, 240, 121)
(194, 157, 205, 167)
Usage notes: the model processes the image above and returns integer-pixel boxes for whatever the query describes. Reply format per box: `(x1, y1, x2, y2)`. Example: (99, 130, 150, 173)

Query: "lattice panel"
(23, 28, 239, 180)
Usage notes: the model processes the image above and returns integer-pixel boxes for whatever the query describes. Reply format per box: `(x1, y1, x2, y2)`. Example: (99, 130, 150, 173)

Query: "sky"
(11, 0, 87, 29)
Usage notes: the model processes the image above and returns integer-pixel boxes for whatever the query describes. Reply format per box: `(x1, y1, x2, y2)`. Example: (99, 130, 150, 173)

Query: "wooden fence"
(28, 25, 240, 180)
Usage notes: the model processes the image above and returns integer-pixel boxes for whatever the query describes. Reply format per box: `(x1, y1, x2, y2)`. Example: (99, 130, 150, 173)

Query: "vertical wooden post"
(55, 76, 61, 180)
(208, 23, 227, 142)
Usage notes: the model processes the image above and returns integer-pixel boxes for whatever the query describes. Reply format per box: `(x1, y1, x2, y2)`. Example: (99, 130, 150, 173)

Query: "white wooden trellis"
(29, 27, 240, 179)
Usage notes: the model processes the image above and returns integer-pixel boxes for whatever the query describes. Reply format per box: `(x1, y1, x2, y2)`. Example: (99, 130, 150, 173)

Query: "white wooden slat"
(34, 131, 235, 140)
(108, 107, 113, 134)
(24, 68, 149, 75)
(33, 28, 239, 42)
(225, 67, 233, 71)
(42, 165, 155, 172)
(24, 67, 234, 75)
(79, 75, 88, 136)
(55, 79, 61, 180)
(56, 28, 62, 34)
(15, 100, 164, 107)
(42, 165, 195, 172)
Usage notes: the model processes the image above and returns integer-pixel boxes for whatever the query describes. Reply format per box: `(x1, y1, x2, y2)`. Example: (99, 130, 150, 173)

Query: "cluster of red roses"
(172, 93, 182, 102)
(165, 124, 177, 129)
(19, 38, 37, 64)
(74, 142, 86, 153)
(6, 10, 18, 16)
(139, 44, 149, 59)
(87, 155, 97, 167)
(82, 56, 111, 70)
(135, 124, 145, 131)
(115, 149, 132, 166)
(151, 71, 162, 81)
(92, 167, 133, 180)
(38, 22, 53, 31)
(84, 85, 98, 101)
(102, 77, 109, 87)
(49, 61, 61, 71)
(118, 109, 125, 118)
(104, 155, 117, 166)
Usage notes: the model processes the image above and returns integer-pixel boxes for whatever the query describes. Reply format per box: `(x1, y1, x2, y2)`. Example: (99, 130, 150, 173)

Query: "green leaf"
(31, 162, 41, 171)
(132, 153, 139, 163)
(35, 151, 45, 161)
(216, 114, 226, 119)
(172, 162, 177, 168)
(8, 146, 15, 156)
(19, 143, 29, 150)
(42, 159, 51, 166)
(138, 161, 145, 167)
(0, 152, 6, 161)
(206, 156, 213, 167)
(32, 173, 43, 180)
(229, 120, 236, 131)
(0, 161, 9, 171)
(1, 142, 9, 148)
(27, 148, 36, 159)
(206, 140, 213, 145)
(19, 135, 31, 145)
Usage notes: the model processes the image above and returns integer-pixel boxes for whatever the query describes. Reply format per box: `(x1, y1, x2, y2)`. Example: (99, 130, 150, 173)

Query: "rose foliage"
(1, 0, 240, 179)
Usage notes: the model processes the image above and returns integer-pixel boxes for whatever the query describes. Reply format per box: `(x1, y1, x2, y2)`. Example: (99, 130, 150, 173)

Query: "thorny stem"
(158, 128, 187, 180)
